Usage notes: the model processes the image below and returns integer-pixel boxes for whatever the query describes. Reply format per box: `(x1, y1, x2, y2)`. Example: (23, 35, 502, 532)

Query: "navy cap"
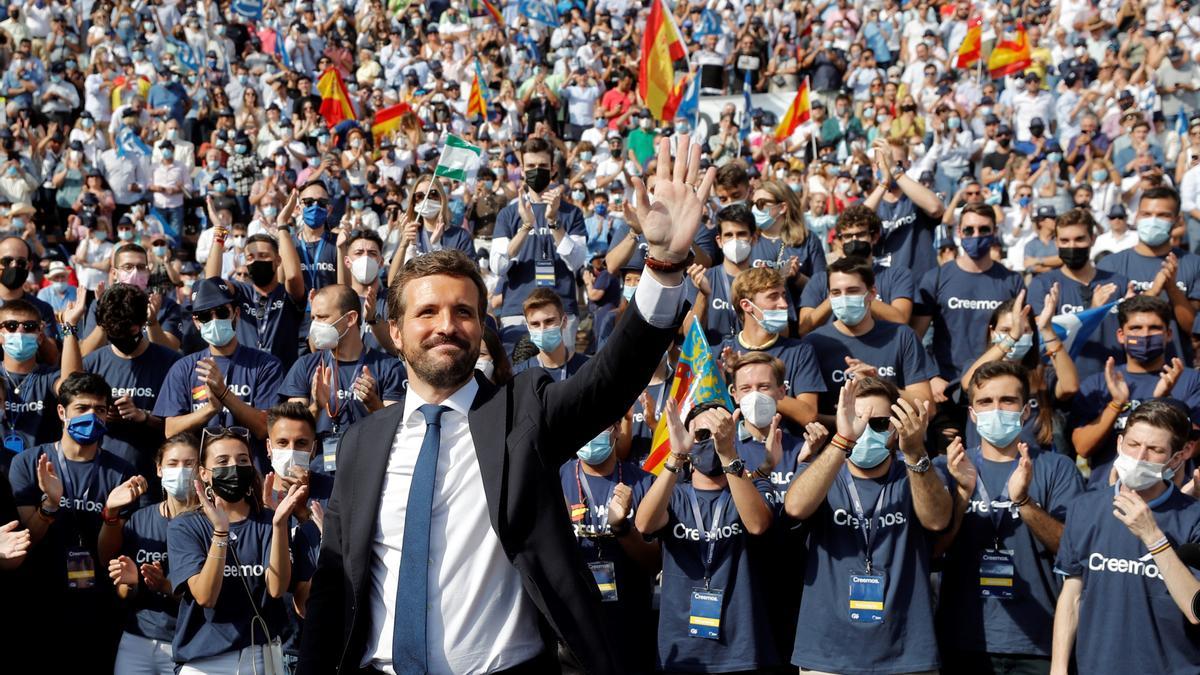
(1035, 205, 1057, 220)
(180, 261, 203, 275)
(1108, 204, 1127, 219)
(190, 277, 234, 313)
(984, 113, 1000, 124)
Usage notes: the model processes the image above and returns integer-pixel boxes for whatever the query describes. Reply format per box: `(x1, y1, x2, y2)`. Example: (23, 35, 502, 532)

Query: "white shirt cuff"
(633, 270, 685, 329)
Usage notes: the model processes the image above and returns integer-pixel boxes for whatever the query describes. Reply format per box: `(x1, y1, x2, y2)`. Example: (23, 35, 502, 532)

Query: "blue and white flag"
(231, 0, 263, 21)
(275, 30, 293, 70)
(116, 127, 151, 159)
(519, 0, 559, 26)
(739, 69, 753, 140)
(168, 37, 199, 72)
(1050, 301, 1118, 358)
(694, 9, 721, 38)
(675, 71, 699, 124)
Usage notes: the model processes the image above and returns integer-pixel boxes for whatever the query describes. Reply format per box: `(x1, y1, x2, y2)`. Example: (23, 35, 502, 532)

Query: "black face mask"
(998, 138, 1011, 149)
(1030, 126, 1044, 138)
(525, 167, 551, 193)
(208, 464, 256, 503)
(0, 264, 27, 290)
(247, 259, 276, 287)
(1058, 246, 1091, 271)
(688, 438, 725, 477)
(842, 240, 872, 258)
(108, 329, 143, 355)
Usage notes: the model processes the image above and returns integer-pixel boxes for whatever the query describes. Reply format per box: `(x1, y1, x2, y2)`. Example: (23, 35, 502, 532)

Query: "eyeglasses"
(961, 226, 994, 237)
(751, 198, 779, 210)
(200, 425, 251, 450)
(116, 263, 149, 272)
(0, 320, 39, 333)
(838, 230, 871, 241)
(412, 191, 442, 202)
(866, 416, 891, 433)
(192, 305, 233, 323)
(1, 256, 28, 268)
(300, 197, 330, 208)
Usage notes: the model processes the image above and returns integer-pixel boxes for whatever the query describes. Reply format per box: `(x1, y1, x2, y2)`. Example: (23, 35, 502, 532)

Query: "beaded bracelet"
(1148, 537, 1172, 556)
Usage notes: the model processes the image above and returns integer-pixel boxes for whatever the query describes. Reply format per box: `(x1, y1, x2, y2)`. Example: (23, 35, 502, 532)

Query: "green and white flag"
(433, 134, 482, 182)
(388, 0, 415, 16)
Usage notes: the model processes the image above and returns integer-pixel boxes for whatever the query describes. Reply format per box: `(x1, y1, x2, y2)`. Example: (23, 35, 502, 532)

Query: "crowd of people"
(0, 0, 1198, 673)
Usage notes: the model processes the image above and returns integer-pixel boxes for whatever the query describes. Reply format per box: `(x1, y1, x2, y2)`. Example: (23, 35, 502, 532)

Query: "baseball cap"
(1035, 205, 1057, 220)
(190, 277, 235, 313)
(1108, 204, 1127, 219)
(46, 261, 69, 279)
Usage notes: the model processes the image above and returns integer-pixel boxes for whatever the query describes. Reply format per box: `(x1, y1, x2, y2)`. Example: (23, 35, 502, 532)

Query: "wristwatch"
(39, 495, 58, 521)
(904, 454, 932, 474)
(662, 461, 686, 474)
(722, 458, 747, 476)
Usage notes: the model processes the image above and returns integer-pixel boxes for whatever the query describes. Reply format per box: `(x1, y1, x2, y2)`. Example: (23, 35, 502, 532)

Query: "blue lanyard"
(969, 450, 1016, 550)
(839, 465, 891, 574)
(685, 486, 732, 589)
(298, 235, 327, 289)
(254, 291, 272, 350)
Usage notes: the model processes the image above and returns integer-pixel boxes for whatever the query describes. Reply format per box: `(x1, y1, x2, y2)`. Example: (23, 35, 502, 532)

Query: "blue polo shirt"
(915, 261, 1025, 381)
(934, 448, 1084, 656)
(1054, 484, 1200, 674)
(1027, 267, 1128, 381)
(493, 200, 587, 318)
(800, 320, 933, 415)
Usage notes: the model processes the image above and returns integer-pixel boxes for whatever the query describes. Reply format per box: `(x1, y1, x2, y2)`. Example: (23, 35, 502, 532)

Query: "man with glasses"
(800, 205, 914, 328)
(153, 278, 283, 459)
(913, 204, 1025, 404)
(0, 236, 58, 363)
(206, 204, 306, 371)
(77, 244, 183, 353)
(287, 181, 340, 295)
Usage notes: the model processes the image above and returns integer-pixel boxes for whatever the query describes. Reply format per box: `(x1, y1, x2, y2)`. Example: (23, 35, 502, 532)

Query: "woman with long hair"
(166, 427, 307, 673)
(388, 173, 477, 282)
(749, 180, 827, 306)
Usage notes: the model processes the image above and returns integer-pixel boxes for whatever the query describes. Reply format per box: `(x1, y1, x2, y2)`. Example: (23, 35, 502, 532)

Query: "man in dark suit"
(299, 137, 717, 675)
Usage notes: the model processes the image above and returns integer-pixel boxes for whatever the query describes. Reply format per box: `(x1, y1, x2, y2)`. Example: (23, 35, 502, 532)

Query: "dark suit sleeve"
(538, 300, 684, 464)
(296, 444, 350, 674)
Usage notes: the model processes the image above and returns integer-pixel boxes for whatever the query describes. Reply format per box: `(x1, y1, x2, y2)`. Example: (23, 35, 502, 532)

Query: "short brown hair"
(267, 401, 317, 436)
(1125, 399, 1191, 454)
(968, 360, 1031, 404)
(731, 266, 785, 320)
(1055, 208, 1098, 238)
(386, 249, 487, 323)
(854, 376, 899, 404)
(0, 298, 40, 322)
(828, 255, 876, 287)
(716, 161, 750, 190)
(960, 202, 997, 229)
(728, 350, 785, 387)
(522, 287, 564, 317)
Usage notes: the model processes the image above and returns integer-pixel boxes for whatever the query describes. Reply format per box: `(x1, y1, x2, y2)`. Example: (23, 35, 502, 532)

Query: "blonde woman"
(388, 173, 478, 283)
(749, 180, 827, 287)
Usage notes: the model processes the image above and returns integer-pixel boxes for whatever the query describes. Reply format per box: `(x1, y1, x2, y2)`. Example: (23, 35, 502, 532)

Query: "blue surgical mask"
(153, 245, 168, 257)
(576, 430, 614, 465)
(199, 317, 235, 347)
(947, 116, 961, 130)
(234, 144, 247, 154)
(303, 203, 328, 228)
(749, 301, 788, 334)
(66, 412, 107, 445)
(1136, 216, 1172, 247)
(528, 325, 563, 352)
(993, 331, 1033, 360)
(974, 408, 1023, 448)
(622, 284, 636, 302)
(1092, 169, 1108, 182)
(2, 331, 37, 361)
(51, 280, 68, 294)
(160, 466, 195, 500)
(830, 293, 868, 326)
(751, 205, 775, 229)
(849, 425, 892, 468)
(594, 202, 608, 216)
(961, 234, 995, 259)
(1018, 196, 1031, 208)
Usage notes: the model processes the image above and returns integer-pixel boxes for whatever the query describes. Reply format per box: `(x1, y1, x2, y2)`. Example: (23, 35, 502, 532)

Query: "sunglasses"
(200, 425, 251, 450)
(961, 226, 993, 237)
(0, 320, 39, 333)
(866, 416, 891, 433)
(413, 191, 442, 202)
(752, 198, 779, 210)
(1, 256, 28, 268)
(301, 197, 330, 208)
(193, 305, 233, 323)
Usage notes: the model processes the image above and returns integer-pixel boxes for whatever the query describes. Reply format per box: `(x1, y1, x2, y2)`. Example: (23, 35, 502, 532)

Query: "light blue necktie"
(392, 403, 448, 674)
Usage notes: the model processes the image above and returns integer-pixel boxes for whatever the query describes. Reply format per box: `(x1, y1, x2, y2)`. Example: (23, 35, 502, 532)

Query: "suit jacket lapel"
(348, 402, 407, 594)
(468, 374, 506, 536)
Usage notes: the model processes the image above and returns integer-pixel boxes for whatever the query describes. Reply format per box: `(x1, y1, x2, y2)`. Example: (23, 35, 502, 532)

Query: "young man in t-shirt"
(936, 361, 1083, 672)
(863, 137, 947, 281)
(1052, 400, 1200, 675)
(511, 287, 590, 379)
(687, 203, 761, 346)
(785, 376, 952, 673)
(912, 202, 1025, 402)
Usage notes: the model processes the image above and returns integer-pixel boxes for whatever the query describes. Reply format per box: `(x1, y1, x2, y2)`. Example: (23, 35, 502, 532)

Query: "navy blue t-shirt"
(799, 263, 914, 316)
(83, 344, 181, 470)
(168, 509, 291, 663)
(1097, 247, 1200, 362)
(801, 320, 934, 415)
(227, 280, 306, 373)
(411, 223, 477, 259)
(277, 348, 407, 437)
(749, 233, 827, 309)
(292, 231, 339, 292)
(734, 428, 804, 504)
(0, 364, 60, 465)
(876, 195, 939, 282)
(1027, 267, 1128, 381)
(152, 345, 284, 432)
(934, 448, 1084, 655)
(494, 200, 587, 318)
(1070, 364, 1200, 467)
(915, 261, 1025, 381)
(510, 352, 590, 381)
(792, 457, 949, 674)
(719, 335, 828, 401)
(652, 479, 779, 673)
(78, 293, 184, 343)
(121, 504, 180, 642)
(687, 266, 740, 346)
(1054, 484, 1200, 674)
(357, 286, 391, 355)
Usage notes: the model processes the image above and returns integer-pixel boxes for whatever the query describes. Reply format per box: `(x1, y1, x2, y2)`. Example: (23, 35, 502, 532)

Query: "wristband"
(1043, 343, 1063, 358)
(60, 323, 78, 337)
(1147, 536, 1172, 556)
(643, 250, 695, 274)
(1012, 495, 1031, 508)
(211, 529, 229, 538)
(1107, 400, 1129, 414)
(101, 506, 121, 526)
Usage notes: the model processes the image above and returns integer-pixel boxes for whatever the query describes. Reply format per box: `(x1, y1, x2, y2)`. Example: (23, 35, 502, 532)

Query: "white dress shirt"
(364, 271, 684, 674)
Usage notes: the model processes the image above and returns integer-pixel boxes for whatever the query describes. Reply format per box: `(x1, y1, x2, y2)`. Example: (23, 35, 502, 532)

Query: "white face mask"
(160, 466, 195, 500)
(739, 390, 778, 429)
(415, 199, 442, 219)
(1114, 449, 1170, 491)
(721, 238, 751, 264)
(350, 255, 380, 285)
(476, 358, 495, 380)
(270, 448, 311, 477)
(309, 313, 349, 350)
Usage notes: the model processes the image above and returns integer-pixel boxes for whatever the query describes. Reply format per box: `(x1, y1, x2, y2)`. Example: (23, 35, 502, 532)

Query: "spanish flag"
(775, 79, 812, 141)
(988, 24, 1033, 79)
(642, 317, 735, 475)
(112, 74, 151, 111)
(370, 102, 412, 144)
(317, 67, 356, 128)
(638, 0, 690, 122)
(956, 15, 983, 69)
(467, 62, 488, 118)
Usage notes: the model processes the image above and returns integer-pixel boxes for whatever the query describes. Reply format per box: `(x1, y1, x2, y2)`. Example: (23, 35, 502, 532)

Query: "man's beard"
(403, 332, 481, 390)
